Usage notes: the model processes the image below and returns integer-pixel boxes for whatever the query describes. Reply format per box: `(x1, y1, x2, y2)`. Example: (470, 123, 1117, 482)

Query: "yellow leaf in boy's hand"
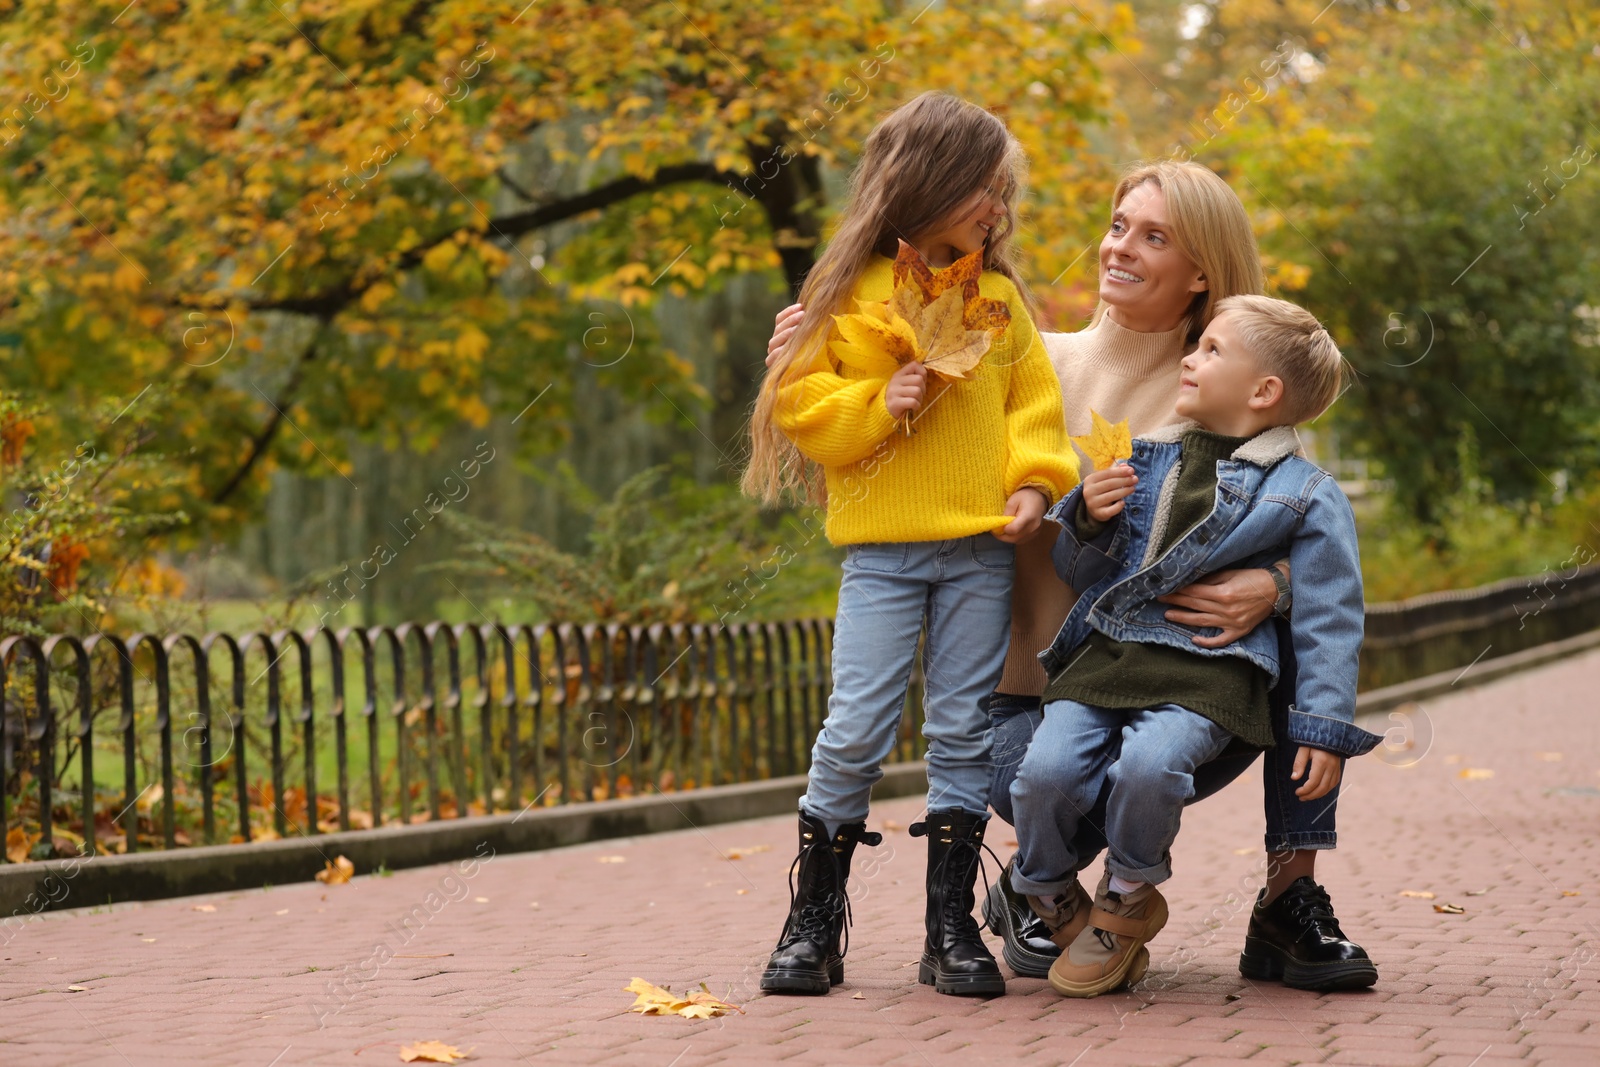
(1072, 409, 1134, 471)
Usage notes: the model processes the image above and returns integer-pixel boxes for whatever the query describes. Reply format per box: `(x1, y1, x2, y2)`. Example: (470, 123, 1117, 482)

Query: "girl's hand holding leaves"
(829, 240, 1012, 433)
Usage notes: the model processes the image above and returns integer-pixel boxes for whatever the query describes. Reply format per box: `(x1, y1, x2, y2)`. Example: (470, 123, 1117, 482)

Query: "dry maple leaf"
(829, 240, 1011, 402)
(624, 977, 742, 1020)
(1433, 903, 1466, 914)
(6, 825, 40, 864)
(1071, 409, 1134, 472)
(398, 1040, 472, 1063)
(315, 855, 355, 885)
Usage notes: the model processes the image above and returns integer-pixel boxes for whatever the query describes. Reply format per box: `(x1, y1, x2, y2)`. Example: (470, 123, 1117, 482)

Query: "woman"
(764, 160, 1375, 992)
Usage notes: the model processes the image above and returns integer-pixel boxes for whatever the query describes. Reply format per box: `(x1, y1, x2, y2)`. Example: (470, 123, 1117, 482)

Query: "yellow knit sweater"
(775, 256, 1077, 546)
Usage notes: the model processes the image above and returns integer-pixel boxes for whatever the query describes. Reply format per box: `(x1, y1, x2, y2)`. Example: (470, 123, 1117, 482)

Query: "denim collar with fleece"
(1037, 419, 1381, 758)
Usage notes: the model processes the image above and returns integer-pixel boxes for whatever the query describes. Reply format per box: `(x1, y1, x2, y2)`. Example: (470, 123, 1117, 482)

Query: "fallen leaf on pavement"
(192, 904, 217, 912)
(1434, 903, 1466, 914)
(1535, 752, 1563, 761)
(1458, 768, 1494, 780)
(315, 855, 355, 885)
(624, 977, 742, 1020)
(723, 845, 771, 860)
(1233, 847, 1257, 855)
(736, 889, 749, 895)
(275, 908, 290, 915)
(597, 855, 626, 864)
(140, 937, 157, 943)
(1399, 890, 1436, 899)
(882, 820, 904, 832)
(1464, 887, 1491, 896)
(1562, 890, 1581, 897)
(66, 985, 87, 992)
(398, 1041, 472, 1063)
(852, 992, 866, 1000)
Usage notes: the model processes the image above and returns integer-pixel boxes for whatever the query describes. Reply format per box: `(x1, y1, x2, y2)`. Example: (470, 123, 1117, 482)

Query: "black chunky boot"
(912, 810, 1006, 996)
(1238, 876, 1378, 991)
(760, 812, 882, 995)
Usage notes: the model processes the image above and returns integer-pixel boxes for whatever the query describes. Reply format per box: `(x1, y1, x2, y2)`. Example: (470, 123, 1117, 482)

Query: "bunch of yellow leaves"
(830, 241, 1011, 432)
(624, 977, 743, 1020)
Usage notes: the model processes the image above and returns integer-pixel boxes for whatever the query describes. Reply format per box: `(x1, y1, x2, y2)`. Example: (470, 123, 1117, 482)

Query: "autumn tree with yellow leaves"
(1, 0, 1124, 552)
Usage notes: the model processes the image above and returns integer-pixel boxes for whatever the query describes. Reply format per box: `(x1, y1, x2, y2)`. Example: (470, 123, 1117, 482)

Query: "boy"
(1007, 295, 1382, 997)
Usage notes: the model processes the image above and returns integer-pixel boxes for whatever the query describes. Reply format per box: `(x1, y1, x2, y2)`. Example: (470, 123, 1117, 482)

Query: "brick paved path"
(4, 649, 1599, 1067)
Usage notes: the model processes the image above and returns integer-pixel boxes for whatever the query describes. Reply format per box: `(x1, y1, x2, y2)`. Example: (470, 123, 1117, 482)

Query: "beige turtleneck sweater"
(995, 312, 1192, 697)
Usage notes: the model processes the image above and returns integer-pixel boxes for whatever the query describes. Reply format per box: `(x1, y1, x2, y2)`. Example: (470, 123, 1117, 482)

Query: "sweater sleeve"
(774, 362, 901, 468)
(1002, 307, 1078, 506)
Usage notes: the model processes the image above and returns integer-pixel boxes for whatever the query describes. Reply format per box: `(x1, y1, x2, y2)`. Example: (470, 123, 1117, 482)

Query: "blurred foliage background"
(3, 0, 1598, 632)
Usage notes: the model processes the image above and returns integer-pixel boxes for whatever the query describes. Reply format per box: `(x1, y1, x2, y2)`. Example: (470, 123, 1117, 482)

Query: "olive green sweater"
(1042, 428, 1273, 748)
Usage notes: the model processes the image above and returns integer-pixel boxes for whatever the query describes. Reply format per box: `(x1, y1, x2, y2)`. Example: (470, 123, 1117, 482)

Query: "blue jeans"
(1010, 700, 1234, 891)
(801, 533, 1014, 827)
(989, 617, 1340, 854)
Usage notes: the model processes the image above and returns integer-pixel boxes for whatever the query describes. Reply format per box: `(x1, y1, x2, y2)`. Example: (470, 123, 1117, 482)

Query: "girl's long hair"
(1091, 160, 1264, 344)
(742, 91, 1033, 506)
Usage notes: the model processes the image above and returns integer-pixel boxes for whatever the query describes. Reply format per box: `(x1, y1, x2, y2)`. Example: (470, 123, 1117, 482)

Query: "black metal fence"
(5, 561, 1600, 863)
(1, 620, 933, 862)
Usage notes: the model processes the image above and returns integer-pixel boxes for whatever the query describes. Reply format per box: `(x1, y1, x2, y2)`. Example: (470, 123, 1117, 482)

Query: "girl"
(742, 91, 1077, 998)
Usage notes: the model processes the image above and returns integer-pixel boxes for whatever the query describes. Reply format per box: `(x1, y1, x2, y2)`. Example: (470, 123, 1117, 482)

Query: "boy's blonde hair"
(1216, 294, 1343, 423)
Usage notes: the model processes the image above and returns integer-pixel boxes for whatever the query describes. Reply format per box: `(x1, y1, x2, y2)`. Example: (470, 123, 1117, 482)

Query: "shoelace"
(913, 821, 1005, 938)
(780, 829, 879, 960)
(1285, 884, 1340, 932)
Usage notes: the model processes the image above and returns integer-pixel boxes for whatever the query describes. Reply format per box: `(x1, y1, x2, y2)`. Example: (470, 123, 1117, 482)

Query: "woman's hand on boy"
(766, 303, 805, 366)
(1291, 746, 1343, 800)
(1158, 568, 1279, 647)
(884, 360, 928, 418)
(995, 487, 1049, 544)
(1081, 464, 1137, 522)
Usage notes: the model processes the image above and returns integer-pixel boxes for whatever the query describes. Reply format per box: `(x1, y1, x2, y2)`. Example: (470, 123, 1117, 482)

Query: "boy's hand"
(884, 360, 928, 418)
(1291, 746, 1343, 800)
(1081, 464, 1138, 522)
(996, 487, 1048, 544)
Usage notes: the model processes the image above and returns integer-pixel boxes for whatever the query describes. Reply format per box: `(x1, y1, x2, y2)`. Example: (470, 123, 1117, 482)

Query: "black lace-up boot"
(912, 810, 1005, 996)
(760, 812, 882, 995)
(1239, 876, 1378, 991)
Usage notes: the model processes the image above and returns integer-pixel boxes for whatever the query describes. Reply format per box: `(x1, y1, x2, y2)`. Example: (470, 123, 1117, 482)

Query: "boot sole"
(917, 955, 1007, 997)
(1239, 936, 1378, 991)
(982, 881, 1058, 979)
(760, 959, 845, 995)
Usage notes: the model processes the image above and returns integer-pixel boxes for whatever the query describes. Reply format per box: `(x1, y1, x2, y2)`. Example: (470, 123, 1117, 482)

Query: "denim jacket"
(1038, 421, 1381, 758)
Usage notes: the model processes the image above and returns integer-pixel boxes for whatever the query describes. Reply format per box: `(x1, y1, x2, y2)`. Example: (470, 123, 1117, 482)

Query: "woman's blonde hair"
(742, 92, 1033, 506)
(1091, 160, 1263, 343)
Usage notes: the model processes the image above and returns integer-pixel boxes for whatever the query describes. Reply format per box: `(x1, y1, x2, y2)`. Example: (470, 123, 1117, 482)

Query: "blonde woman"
(765, 160, 1377, 993)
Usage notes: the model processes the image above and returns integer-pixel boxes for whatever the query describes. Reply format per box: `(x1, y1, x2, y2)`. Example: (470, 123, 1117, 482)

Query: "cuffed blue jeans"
(800, 533, 1014, 828)
(1010, 700, 1234, 892)
(989, 617, 1340, 855)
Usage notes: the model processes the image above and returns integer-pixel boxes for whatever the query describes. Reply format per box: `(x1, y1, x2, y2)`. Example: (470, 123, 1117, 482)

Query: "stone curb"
(0, 764, 932, 916)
